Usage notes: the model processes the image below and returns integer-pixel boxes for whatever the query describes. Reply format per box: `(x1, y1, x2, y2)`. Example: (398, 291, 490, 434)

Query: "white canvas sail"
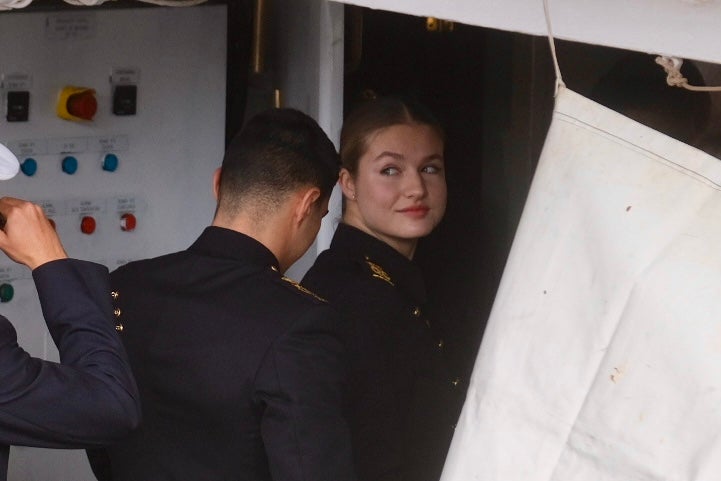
(440, 87, 721, 481)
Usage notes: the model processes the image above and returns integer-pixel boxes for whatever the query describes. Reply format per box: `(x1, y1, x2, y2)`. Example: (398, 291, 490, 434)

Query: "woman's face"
(341, 123, 446, 258)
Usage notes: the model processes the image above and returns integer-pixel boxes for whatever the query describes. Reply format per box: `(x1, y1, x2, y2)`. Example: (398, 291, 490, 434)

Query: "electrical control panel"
(0, 5, 227, 479)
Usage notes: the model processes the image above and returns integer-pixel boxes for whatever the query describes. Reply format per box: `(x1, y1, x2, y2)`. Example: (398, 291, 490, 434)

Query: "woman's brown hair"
(339, 95, 445, 174)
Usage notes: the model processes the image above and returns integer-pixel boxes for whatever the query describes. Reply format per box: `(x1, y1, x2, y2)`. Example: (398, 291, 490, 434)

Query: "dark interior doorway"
(343, 7, 518, 383)
(341, 6, 720, 387)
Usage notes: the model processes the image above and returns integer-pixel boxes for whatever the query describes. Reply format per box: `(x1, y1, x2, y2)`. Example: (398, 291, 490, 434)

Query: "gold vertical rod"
(273, 89, 281, 108)
(252, 0, 267, 75)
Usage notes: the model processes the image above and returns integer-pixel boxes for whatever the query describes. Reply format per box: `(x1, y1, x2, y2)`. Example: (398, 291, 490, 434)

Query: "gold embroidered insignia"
(281, 276, 327, 302)
(364, 258, 394, 286)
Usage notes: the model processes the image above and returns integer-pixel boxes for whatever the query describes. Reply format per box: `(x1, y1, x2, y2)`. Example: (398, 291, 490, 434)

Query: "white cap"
(0, 142, 20, 180)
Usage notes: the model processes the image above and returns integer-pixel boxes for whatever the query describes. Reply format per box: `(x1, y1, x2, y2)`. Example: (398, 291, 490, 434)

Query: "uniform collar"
(188, 226, 280, 271)
(330, 223, 427, 304)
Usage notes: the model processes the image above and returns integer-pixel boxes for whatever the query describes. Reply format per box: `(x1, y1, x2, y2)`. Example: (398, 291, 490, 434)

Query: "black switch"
(112, 85, 137, 116)
(6, 91, 29, 122)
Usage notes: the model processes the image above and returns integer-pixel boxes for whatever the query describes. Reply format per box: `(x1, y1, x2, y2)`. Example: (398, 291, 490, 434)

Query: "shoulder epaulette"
(281, 275, 327, 303)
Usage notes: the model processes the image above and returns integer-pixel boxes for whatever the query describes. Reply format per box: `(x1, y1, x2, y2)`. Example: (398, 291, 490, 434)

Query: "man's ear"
(212, 168, 222, 201)
(339, 168, 356, 201)
(295, 187, 322, 224)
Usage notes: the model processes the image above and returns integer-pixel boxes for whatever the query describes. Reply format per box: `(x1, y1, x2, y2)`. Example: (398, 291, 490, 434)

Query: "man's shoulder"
(111, 251, 188, 280)
(0, 314, 16, 339)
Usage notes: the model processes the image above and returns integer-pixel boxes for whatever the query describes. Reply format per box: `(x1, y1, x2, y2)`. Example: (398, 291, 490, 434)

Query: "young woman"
(302, 96, 462, 481)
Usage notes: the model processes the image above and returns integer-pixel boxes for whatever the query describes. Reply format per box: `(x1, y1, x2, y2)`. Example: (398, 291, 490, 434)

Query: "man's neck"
(212, 209, 295, 271)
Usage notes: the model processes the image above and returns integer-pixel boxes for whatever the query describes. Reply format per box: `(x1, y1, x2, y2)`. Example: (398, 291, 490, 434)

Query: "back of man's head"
(216, 108, 339, 220)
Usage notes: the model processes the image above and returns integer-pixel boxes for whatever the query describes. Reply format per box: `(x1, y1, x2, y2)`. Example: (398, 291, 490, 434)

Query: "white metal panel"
(336, 0, 721, 65)
(274, 0, 345, 280)
(0, 5, 226, 480)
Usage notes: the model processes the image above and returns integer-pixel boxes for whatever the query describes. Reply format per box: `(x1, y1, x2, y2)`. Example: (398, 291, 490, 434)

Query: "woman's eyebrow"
(373, 151, 404, 161)
(372, 152, 444, 162)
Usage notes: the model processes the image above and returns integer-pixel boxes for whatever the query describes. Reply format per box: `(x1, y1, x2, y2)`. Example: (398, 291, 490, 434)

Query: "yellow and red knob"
(57, 86, 97, 121)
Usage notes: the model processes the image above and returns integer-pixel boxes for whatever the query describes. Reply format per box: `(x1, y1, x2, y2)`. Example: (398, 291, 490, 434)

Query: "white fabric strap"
(542, 0, 565, 96)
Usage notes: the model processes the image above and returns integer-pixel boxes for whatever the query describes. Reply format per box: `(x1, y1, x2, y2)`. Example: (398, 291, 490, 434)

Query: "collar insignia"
(364, 257, 394, 286)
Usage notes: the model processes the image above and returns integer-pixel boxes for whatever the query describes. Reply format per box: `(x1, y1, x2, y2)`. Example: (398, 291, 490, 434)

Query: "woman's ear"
(339, 168, 356, 201)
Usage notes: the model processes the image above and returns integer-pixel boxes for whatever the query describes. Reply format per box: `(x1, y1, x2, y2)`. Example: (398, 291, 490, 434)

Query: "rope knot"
(655, 56, 688, 87)
(654, 56, 721, 92)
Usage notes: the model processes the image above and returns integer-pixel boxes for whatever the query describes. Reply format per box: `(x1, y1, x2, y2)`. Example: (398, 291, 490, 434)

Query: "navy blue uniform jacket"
(302, 224, 463, 481)
(0, 259, 141, 481)
(88, 226, 356, 481)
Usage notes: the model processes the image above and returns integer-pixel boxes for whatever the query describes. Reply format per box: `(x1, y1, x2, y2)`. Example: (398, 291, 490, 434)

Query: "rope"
(542, 0, 566, 96)
(655, 56, 721, 92)
(540, 0, 718, 96)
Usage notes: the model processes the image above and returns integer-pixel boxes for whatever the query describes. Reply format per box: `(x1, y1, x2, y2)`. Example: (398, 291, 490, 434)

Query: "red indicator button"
(120, 213, 136, 232)
(67, 91, 97, 120)
(80, 216, 96, 234)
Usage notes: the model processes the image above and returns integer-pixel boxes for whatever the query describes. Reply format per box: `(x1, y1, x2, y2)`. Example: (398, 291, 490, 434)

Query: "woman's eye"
(381, 166, 400, 176)
(422, 164, 442, 174)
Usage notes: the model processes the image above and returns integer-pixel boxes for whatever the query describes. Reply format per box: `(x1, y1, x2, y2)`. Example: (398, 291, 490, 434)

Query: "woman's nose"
(404, 171, 427, 198)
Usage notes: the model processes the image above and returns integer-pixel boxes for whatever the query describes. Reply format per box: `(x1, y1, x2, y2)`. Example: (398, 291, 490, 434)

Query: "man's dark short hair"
(218, 108, 339, 214)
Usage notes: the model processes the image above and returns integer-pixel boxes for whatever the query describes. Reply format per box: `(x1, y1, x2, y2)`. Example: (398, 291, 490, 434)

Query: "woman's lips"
(398, 205, 430, 217)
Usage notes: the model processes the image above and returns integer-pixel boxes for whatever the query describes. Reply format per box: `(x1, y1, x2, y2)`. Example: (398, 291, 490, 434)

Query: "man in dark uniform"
(87, 108, 356, 481)
(0, 192, 141, 481)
